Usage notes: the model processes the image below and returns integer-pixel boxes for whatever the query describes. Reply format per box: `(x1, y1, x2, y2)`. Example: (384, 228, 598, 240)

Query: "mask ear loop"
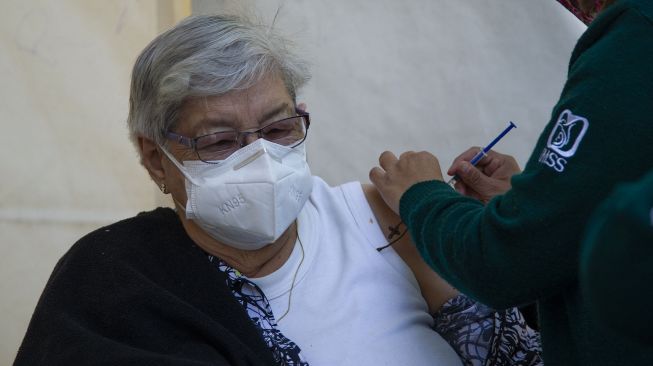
(157, 144, 194, 214)
(171, 196, 188, 214)
(158, 144, 202, 186)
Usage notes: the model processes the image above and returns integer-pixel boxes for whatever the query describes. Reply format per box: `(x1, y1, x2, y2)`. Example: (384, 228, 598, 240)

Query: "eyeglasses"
(166, 109, 310, 163)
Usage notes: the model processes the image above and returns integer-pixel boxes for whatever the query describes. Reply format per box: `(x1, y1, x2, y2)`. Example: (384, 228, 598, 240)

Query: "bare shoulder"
(362, 184, 458, 311)
(361, 183, 399, 236)
(361, 183, 409, 251)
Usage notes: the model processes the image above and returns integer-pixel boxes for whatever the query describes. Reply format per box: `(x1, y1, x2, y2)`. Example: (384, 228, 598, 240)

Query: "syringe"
(447, 121, 517, 188)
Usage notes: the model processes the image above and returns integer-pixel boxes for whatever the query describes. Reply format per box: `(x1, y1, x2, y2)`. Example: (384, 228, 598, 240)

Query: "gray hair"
(127, 14, 311, 147)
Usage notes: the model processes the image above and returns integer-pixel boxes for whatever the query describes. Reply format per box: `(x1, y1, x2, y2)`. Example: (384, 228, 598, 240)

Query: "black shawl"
(14, 208, 276, 366)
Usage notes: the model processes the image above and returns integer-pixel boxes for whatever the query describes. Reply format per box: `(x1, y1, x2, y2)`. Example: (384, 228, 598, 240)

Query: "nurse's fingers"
(378, 151, 399, 171)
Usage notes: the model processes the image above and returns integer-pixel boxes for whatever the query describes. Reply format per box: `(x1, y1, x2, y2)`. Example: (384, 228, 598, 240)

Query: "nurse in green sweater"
(370, 0, 653, 364)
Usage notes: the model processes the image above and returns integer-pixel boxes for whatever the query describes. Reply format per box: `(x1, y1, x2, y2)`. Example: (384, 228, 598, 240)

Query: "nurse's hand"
(447, 147, 521, 204)
(369, 151, 444, 214)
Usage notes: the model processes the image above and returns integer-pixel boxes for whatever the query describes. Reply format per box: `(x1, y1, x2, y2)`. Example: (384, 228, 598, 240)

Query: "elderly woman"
(15, 15, 539, 366)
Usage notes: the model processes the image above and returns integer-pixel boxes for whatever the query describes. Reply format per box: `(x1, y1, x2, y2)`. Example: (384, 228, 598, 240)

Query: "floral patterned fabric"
(209, 256, 308, 366)
(433, 294, 543, 366)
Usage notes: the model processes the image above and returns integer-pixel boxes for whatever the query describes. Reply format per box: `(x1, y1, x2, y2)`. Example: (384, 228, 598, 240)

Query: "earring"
(159, 182, 168, 194)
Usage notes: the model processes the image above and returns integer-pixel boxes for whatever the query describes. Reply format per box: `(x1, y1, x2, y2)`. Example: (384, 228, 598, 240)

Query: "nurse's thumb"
(457, 162, 489, 192)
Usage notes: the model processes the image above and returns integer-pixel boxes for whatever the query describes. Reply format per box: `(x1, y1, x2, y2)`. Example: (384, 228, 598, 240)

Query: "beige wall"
(0, 1, 188, 363)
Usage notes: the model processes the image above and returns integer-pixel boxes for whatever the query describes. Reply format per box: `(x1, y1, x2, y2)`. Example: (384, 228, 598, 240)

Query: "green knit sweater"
(399, 1, 653, 364)
(580, 169, 653, 346)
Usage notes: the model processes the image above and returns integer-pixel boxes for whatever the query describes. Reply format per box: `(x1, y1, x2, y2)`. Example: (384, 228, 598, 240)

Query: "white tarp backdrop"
(194, 0, 585, 184)
(1, 0, 584, 363)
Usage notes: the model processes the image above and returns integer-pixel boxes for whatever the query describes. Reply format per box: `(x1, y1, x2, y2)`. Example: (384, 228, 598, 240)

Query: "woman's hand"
(447, 147, 521, 204)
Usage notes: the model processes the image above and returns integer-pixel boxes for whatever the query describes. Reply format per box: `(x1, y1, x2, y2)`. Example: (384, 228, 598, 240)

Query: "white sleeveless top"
(249, 177, 461, 366)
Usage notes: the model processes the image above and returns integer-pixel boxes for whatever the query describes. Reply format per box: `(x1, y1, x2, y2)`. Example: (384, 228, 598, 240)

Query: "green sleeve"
(400, 4, 653, 309)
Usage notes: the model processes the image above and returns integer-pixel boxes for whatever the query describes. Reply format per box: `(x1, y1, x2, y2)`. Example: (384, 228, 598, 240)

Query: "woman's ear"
(138, 136, 166, 184)
(297, 102, 307, 111)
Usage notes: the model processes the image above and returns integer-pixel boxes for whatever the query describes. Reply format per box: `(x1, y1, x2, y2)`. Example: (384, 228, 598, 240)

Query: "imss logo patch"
(538, 109, 589, 172)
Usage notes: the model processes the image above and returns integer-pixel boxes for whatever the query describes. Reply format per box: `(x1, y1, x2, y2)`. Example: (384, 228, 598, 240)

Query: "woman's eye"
(263, 120, 295, 136)
(209, 139, 237, 150)
(197, 132, 237, 151)
(265, 128, 291, 137)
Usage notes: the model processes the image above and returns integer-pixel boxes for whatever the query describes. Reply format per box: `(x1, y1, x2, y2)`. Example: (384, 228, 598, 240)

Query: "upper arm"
(362, 183, 458, 313)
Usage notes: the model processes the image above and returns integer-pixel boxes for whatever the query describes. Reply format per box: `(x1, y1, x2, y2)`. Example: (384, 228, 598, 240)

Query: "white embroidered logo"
(538, 109, 589, 173)
(547, 110, 589, 157)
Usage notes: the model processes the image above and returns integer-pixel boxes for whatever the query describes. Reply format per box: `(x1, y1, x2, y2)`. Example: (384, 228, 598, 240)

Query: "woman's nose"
(241, 132, 262, 147)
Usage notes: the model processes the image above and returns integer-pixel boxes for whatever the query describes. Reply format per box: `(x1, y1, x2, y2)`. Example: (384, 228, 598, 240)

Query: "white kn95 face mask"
(160, 138, 313, 250)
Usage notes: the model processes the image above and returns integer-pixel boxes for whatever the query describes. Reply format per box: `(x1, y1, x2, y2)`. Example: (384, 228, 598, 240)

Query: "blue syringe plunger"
(446, 121, 516, 188)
